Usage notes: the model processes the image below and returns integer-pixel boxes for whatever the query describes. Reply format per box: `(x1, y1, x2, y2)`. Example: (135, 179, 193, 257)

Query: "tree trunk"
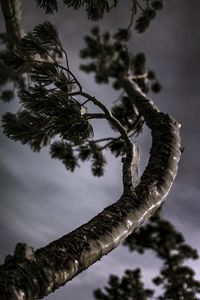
(0, 76, 181, 299)
(0, 0, 24, 48)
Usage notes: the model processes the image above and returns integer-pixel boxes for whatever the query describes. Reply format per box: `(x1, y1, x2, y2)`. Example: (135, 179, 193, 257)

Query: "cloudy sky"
(0, 0, 200, 299)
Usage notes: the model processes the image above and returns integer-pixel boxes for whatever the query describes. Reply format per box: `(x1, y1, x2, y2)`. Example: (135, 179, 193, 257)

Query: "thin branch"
(46, 81, 76, 93)
(56, 64, 82, 92)
(83, 92, 137, 195)
(47, 36, 70, 70)
(127, 0, 137, 30)
(135, 0, 145, 12)
(26, 59, 83, 93)
(60, 89, 134, 194)
(128, 114, 144, 137)
(78, 93, 131, 145)
(58, 44, 70, 70)
(67, 92, 132, 150)
(88, 137, 119, 143)
(113, 91, 124, 104)
(132, 73, 148, 80)
(85, 113, 106, 120)
(90, 137, 123, 151)
(81, 99, 91, 106)
(100, 140, 116, 150)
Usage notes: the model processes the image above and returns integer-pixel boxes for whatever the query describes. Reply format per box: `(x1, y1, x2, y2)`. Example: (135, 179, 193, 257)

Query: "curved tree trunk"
(0, 76, 181, 299)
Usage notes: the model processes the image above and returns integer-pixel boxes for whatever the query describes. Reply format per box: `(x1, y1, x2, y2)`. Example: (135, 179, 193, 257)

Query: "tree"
(0, 0, 198, 299)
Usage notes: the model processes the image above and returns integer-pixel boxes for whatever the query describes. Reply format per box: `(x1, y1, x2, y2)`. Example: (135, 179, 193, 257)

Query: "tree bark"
(0, 0, 24, 48)
(0, 76, 181, 299)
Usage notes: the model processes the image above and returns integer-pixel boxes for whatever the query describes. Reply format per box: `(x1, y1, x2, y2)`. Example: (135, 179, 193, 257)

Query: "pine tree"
(0, 1, 197, 299)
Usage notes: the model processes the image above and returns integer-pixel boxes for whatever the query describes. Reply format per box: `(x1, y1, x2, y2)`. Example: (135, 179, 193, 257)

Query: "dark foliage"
(90, 144, 107, 176)
(108, 139, 125, 157)
(35, 0, 58, 14)
(80, 26, 161, 94)
(50, 141, 78, 171)
(0, 35, 25, 102)
(94, 269, 154, 300)
(79, 143, 106, 176)
(2, 21, 150, 177)
(0, 22, 63, 103)
(2, 110, 50, 151)
(122, 210, 200, 299)
(19, 21, 62, 60)
(35, 0, 118, 20)
(2, 86, 94, 150)
(50, 141, 106, 176)
(80, 26, 131, 87)
(112, 96, 144, 134)
(0, 90, 14, 102)
(135, 0, 163, 33)
(2, 24, 93, 152)
(34, 0, 163, 30)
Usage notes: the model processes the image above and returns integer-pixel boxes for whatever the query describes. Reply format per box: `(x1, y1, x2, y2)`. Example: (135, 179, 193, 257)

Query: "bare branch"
(85, 113, 107, 120)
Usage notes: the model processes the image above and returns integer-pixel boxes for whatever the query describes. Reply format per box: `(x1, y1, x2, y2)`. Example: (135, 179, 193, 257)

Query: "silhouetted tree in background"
(0, 0, 199, 299)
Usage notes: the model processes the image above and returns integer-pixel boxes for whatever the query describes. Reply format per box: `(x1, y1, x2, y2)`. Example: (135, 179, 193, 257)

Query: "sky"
(0, 0, 200, 299)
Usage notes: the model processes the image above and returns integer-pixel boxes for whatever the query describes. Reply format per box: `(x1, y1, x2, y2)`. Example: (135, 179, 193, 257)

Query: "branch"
(85, 113, 107, 120)
(88, 137, 119, 143)
(73, 91, 135, 195)
(120, 75, 181, 210)
(0, 76, 181, 300)
(0, 0, 25, 48)
(127, 0, 137, 30)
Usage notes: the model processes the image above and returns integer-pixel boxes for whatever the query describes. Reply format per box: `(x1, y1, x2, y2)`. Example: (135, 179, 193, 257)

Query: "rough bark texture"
(0, 76, 181, 299)
(0, 0, 24, 47)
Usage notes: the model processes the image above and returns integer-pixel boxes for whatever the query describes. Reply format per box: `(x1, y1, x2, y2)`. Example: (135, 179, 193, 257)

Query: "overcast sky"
(0, 0, 200, 299)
